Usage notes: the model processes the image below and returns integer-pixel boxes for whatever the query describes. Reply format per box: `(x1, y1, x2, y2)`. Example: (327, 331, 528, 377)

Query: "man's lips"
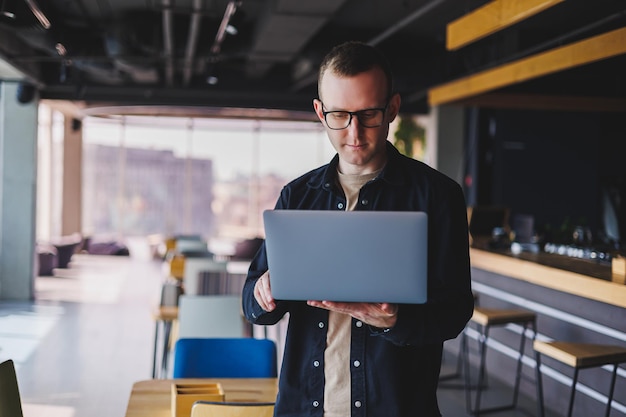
(346, 143, 365, 149)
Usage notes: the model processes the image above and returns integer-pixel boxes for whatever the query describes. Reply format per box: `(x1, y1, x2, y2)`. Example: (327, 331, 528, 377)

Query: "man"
(242, 41, 473, 417)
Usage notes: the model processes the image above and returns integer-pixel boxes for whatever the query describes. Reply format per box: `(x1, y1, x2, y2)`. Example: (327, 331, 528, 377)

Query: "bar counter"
(465, 246, 626, 416)
(470, 247, 626, 308)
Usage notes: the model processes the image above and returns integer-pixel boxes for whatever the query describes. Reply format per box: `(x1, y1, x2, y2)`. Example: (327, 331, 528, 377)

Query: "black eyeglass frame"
(320, 101, 389, 130)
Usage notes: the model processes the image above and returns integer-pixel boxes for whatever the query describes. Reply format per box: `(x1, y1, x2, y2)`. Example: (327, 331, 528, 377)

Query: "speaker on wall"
(16, 82, 37, 104)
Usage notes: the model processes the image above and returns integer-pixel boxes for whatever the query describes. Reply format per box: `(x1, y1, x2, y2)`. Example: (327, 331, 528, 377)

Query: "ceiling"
(0, 0, 625, 118)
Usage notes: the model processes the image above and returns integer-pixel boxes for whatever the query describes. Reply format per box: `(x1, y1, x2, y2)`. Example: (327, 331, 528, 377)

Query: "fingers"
(380, 302, 399, 317)
(306, 300, 324, 309)
(254, 272, 276, 312)
(306, 301, 398, 329)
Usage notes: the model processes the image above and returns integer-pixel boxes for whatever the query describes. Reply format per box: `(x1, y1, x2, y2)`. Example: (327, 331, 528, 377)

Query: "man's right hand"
(254, 271, 276, 312)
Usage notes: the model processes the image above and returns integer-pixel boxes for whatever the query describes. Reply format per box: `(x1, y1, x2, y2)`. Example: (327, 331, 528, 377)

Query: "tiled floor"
(0, 252, 554, 417)
(0, 253, 162, 417)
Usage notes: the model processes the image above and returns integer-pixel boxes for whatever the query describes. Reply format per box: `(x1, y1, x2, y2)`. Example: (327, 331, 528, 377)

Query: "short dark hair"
(318, 41, 394, 100)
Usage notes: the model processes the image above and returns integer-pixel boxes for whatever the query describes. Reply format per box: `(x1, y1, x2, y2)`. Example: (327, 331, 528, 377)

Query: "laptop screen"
(263, 210, 428, 304)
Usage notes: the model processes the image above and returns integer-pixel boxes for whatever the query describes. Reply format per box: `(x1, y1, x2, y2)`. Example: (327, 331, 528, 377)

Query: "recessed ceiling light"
(225, 24, 238, 36)
(24, 0, 51, 29)
(55, 43, 67, 56)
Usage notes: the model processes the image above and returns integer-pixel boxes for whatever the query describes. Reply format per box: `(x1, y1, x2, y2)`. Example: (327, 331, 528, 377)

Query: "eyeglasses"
(321, 102, 387, 130)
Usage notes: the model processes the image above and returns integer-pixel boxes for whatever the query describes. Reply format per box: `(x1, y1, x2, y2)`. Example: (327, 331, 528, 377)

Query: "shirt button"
(354, 401, 362, 408)
(313, 360, 320, 367)
(355, 321, 363, 328)
(318, 322, 325, 328)
(360, 199, 369, 206)
(353, 360, 360, 367)
(313, 400, 320, 407)
(337, 202, 345, 210)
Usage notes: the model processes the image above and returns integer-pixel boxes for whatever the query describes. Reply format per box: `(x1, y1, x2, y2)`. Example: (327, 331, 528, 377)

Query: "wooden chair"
(191, 401, 275, 417)
(534, 340, 626, 417)
(0, 359, 24, 417)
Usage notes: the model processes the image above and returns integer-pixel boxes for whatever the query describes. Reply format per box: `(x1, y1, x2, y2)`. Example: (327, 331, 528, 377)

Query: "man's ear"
(313, 98, 325, 123)
(386, 93, 402, 123)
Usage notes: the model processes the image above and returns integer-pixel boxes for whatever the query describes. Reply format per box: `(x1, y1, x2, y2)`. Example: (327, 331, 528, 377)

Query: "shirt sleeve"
(373, 180, 474, 346)
(241, 190, 291, 326)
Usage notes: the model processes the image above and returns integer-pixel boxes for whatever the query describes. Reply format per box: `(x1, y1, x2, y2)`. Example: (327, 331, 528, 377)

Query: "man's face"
(313, 66, 400, 175)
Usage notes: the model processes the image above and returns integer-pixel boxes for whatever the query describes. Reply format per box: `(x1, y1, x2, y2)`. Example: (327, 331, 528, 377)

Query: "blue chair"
(172, 337, 278, 378)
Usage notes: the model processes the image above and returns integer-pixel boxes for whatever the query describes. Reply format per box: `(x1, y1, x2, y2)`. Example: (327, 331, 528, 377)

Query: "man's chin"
(341, 156, 369, 168)
(341, 147, 368, 160)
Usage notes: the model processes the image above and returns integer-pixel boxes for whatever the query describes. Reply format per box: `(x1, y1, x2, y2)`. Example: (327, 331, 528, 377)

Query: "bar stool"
(534, 341, 626, 417)
(463, 307, 537, 416)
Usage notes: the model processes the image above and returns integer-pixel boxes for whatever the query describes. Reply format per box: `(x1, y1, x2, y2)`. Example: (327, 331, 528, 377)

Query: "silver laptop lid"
(263, 210, 427, 304)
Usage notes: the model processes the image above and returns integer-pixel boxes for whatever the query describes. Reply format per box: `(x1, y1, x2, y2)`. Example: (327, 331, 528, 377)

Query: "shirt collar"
(307, 141, 408, 189)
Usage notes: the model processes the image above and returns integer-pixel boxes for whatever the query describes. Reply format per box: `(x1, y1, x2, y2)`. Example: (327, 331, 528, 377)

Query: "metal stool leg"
(469, 324, 490, 416)
(475, 325, 489, 415)
(440, 340, 463, 381)
(463, 328, 473, 412)
(511, 322, 526, 408)
(152, 321, 160, 378)
(511, 320, 532, 407)
(605, 364, 619, 417)
(567, 367, 579, 417)
(535, 350, 545, 417)
(439, 340, 465, 381)
(160, 320, 172, 378)
(440, 324, 473, 389)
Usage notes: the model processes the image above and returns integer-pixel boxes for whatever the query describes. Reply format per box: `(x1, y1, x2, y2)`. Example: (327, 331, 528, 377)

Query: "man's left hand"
(307, 300, 398, 329)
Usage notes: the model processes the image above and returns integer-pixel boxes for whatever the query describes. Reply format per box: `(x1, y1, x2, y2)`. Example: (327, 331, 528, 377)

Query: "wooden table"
(125, 378, 278, 417)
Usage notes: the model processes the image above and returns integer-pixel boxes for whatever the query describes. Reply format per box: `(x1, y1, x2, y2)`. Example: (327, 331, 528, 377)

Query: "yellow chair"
(190, 401, 275, 417)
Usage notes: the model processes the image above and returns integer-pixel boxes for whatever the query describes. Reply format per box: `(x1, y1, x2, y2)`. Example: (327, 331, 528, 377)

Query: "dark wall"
(465, 108, 626, 245)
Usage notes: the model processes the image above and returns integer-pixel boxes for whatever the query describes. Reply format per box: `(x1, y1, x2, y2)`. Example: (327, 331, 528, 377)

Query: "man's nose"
(347, 114, 364, 133)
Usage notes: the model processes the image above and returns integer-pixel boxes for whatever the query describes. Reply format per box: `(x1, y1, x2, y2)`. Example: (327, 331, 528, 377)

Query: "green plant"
(394, 116, 425, 158)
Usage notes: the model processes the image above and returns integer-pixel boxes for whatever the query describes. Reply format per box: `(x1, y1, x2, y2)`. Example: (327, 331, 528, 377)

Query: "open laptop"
(263, 210, 428, 304)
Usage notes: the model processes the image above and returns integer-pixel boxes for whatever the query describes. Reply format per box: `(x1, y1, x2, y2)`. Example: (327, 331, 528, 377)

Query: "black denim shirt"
(242, 142, 474, 417)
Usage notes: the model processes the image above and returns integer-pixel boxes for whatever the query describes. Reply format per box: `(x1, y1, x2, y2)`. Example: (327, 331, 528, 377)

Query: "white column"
(0, 82, 38, 300)
(430, 104, 466, 185)
(61, 116, 83, 235)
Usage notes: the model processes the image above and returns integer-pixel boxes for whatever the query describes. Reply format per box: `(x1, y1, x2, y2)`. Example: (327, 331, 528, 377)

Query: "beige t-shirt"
(323, 169, 379, 416)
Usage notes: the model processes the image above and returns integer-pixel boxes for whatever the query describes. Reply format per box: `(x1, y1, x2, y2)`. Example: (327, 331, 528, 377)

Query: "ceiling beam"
(446, 0, 564, 50)
(429, 26, 626, 106)
(182, 0, 204, 86)
(453, 93, 626, 112)
(162, 0, 175, 86)
(40, 99, 87, 118)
